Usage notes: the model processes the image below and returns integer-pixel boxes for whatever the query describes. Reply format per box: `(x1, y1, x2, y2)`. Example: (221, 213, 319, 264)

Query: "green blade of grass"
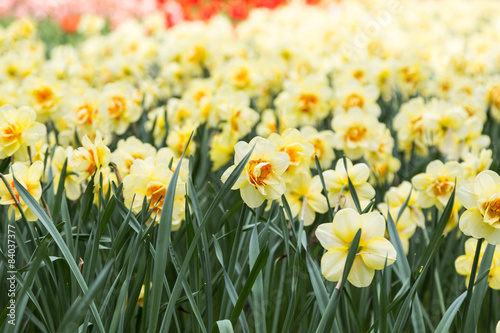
(146, 133, 189, 333)
(13, 175, 106, 333)
(159, 143, 255, 332)
(229, 244, 270, 325)
(434, 291, 467, 333)
(463, 241, 495, 332)
(213, 319, 234, 333)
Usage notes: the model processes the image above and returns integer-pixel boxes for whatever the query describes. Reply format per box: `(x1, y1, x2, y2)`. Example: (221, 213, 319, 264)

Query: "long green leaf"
(13, 175, 106, 333)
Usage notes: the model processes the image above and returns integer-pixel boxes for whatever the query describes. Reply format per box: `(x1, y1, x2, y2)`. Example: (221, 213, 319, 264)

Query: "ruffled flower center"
(431, 177, 454, 197)
(34, 87, 54, 105)
(298, 94, 318, 113)
(248, 159, 271, 187)
(346, 126, 367, 142)
(344, 94, 364, 109)
(483, 193, 500, 225)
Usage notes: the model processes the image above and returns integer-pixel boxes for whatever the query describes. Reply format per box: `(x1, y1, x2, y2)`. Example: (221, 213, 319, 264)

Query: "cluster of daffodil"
(1, 0, 500, 290)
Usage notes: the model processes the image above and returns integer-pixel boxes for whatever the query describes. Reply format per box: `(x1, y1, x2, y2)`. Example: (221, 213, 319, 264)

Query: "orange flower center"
(193, 91, 206, 103)
(483, 194, 500, 224)
(2, 123, 20, 141)
(248, 159, 272, 186)
(76, 104, 94, 125)
(281, 145, 303, 165)
(34, 87, 54, 105)
(344, 94, 364, 110)
(298, 94, 318, 113)
(234, 68, 249, 86)
(108, 96, 125, 119)
(10, 181, 21, 205)
(230, 110, 242, 131)
(432, 177, 454, 197)
(146, 182, 167, 212)
(402, 66, 418, 83)
(86, 149, 97, 175)
(353, 70, 364, 81)
(346, 126, 367, 142)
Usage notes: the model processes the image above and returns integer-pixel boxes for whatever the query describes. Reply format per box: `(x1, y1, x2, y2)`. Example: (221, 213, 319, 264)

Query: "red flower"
(60, 13, 80, 34)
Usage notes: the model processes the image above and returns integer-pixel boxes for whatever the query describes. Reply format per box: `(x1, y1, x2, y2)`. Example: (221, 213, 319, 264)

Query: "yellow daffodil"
(334, 79, 381, 117)
(412, 160, 462, 210)
(0, 161, 43, 221)
(331, 108, 384, 160)
(99, 82, 142, 135)
(393, 97, 430, 158)
(316, 208, 397, 288)
(283, 170, 328, 226)
(461, 149, 492, 182)
(457, 170, 500, 244)
(20, 75, 62, 122)
(166, 121, 198, 158)
(300, 126, 336, 170)
(0, 105, 46, 161)
(110, 136, 157, 178)
(378, 181, 423, 253)
(123, 157, 186, 229)
(209, 130, 239, 171)
(221, 136, 290, 208)
(274, 75, 333, 128)
(50, 146, 81, 201)
(455, 238, 500, 289)
(323, 158, 375, 211)
(72, 132, 111, 184)
(256, 109, 279, 138)
(268, 128, 314, 181)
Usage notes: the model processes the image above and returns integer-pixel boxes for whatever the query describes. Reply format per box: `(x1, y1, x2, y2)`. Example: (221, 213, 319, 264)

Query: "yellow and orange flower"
(221, 136, 290, 208)
(0, 105, 46, 161)
(0, 161, 44, 221)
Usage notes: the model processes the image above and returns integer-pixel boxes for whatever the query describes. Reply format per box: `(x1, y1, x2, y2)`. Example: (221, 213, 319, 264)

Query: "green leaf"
(305, 251, 328, 314)
(249, 224, 266, 333)
(59, 259, 114, 331)
(13, 175, 106, 333)
(314, 155, 333, 221)
(213, 320, 234, 333)
(463, 241, 495, 332)
(160, 142, 256, 332)
(147, 133, 191, 333)
(434, 291, 467, 333)
(343, 156, 362, 214)
(386, 209, 411, 282)
(418, 186, 455, 270)
(229, 245, 269, 325)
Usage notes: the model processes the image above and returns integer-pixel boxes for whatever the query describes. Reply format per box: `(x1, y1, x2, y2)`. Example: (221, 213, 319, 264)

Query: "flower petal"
(332, 208, 362, 243)
(316, 223, 347, 250)
(347, 257, 375, 288)
(361, 238, 397, 270)
(321, 249, 347, 282)
(240, 182, 265, 208)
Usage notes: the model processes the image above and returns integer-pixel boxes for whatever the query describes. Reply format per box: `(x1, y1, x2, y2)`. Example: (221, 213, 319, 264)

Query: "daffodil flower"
(457, 170, 500, 244)
(316, 208, 397, 288)
(0, 161, 44, 221)
(412, 160, 461, 209)
(0, 105, 46, 161)
(221, 136, 290, 208)
(455, 238, 500, 289)
(283, 170, 328, 226)
(323, 158, 375, 211)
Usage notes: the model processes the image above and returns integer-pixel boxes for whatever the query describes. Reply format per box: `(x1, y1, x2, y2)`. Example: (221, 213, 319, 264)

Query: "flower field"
(2, 0, 500, 331)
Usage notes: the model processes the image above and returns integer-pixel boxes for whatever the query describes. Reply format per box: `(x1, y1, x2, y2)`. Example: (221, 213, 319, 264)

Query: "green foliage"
(0, 110, 499, 332)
